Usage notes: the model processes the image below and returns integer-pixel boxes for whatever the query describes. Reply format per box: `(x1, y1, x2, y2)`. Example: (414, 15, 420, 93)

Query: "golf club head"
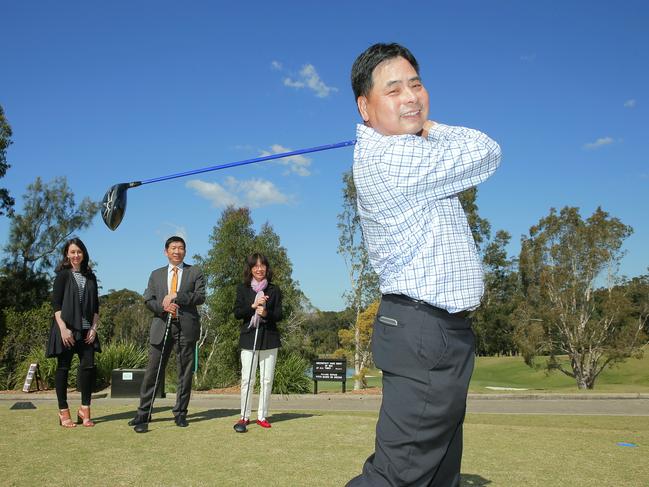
(134, 422, 149, 433)
(233, 423, 247, 433)
(101, 183, 129, 231)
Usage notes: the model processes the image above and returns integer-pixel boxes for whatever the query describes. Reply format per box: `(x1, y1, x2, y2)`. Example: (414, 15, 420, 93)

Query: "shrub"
(95, 341, 148, 389)
(18, 346, 63, 390)
(0, 364, 9, 390)
(271, 350, 311, 394)
(0, 303, 52, 388)
(17, 341, 148, 392)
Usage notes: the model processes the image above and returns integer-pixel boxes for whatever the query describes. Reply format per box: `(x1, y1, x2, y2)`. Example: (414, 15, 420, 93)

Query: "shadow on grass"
(185, 410, 317, 425)
(461, 473, 492, 486)
(92, 407, 317, 426)
(269, 412, 317, 424)
(93, 406, 172, 424)
(187, 408, 240, 423)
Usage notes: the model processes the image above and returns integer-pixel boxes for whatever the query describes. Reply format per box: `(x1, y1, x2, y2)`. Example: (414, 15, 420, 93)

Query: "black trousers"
(347, 294, 475, 487)
(136, 320, 195, 419)
(55, 331, 96, 409)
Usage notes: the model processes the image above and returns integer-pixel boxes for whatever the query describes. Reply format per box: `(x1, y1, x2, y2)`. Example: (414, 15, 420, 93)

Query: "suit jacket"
(143, 263, 206, 345)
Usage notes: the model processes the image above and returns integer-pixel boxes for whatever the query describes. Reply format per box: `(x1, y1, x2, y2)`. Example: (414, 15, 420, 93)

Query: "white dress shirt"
(167, 262, 184, 293)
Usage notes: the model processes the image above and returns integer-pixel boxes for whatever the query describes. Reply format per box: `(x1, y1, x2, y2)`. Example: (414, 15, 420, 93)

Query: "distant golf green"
(471, 350, 649, 393)
(313, 349, 649, 393)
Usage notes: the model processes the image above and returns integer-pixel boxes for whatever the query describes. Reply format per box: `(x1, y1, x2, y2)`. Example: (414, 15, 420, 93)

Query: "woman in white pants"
(233, 253, 283, 429)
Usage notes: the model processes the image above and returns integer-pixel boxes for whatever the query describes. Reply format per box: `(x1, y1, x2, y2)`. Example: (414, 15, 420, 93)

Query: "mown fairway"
(314, 350, 649, 394)
(470, 351, 649, 393)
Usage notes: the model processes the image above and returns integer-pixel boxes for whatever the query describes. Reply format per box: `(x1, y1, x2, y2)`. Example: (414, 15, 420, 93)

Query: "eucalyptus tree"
(515, 206, 645, 389)
(0, 105, 14, 217)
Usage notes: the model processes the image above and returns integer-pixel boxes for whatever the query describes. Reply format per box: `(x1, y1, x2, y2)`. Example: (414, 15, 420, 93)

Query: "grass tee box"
(312, 359, 346, 394)
(0, 405, 647, 486)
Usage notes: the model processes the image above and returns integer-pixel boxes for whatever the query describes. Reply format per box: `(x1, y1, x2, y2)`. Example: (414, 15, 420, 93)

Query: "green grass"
(470, 349, 649, 393)
(0, 404, 647, 486)
(313, 350, 649, 394)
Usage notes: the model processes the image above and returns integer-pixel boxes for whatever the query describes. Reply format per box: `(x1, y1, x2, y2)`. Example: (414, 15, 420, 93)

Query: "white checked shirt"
(353, 123, 501, 313)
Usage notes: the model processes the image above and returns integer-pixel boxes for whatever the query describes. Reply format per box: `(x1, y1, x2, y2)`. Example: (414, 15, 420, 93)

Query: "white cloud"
(236, 178, 290, 207)
(186, 179, 239, 207)
(583, 137, 614, 150)
(624, 99, 636, 108)
(283, 64, 338, 98)
(186, 177, 289, 209)
(283, 78, 305, 89)
(271, 60, 283, 71)
(260, 144, 312, 176)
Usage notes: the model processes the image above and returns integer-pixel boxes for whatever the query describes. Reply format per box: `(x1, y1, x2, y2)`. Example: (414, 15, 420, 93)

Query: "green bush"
(17, 341, 148, 392)
(271, 350, 311, 394)
(95, 341, 148, 389)
(18, 346, 65, 390)
(1, 303, 52, 388)
(0, 364, 9, 390)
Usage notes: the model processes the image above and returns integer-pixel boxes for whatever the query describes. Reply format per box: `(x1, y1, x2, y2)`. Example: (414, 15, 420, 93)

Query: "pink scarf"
(248, 278, 268, 329)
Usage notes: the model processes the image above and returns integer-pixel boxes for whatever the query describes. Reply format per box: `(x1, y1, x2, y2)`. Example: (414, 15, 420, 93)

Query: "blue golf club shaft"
(139, 139, 357, 186)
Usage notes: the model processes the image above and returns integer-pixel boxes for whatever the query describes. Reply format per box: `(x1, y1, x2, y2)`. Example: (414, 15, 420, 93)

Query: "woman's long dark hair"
(243, 253, 273, 283)
(56, 237, 92, 276)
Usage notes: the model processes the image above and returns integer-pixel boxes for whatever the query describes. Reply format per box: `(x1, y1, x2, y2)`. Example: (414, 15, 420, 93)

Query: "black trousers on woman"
(55, 331, 96, 409)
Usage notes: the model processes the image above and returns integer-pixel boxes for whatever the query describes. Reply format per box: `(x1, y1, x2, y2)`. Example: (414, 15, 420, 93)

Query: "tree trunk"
(571, 353, 598, 390)
(354, 316, 362, 390)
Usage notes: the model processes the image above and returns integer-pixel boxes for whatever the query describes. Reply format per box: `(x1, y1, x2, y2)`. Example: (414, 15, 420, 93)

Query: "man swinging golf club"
(346, 43, 501, 486)
(129, 236, 205, 432)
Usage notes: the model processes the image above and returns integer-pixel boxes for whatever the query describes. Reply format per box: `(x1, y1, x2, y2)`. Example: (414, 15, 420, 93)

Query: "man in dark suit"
(129, 236, 206, 428)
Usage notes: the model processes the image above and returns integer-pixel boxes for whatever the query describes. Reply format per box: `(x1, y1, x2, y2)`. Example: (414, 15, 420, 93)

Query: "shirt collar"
(356, 123, 383, 142)
(168, 263, 184, 272)
(356, 123, 418, 145)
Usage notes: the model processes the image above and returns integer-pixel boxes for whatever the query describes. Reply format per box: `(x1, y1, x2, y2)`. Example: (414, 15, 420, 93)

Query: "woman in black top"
(233, 253, 282, 429)
(46, 238, 101, 427)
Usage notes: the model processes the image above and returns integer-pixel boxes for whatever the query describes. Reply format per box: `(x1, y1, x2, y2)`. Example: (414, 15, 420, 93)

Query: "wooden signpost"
(312, 358, 347, 394)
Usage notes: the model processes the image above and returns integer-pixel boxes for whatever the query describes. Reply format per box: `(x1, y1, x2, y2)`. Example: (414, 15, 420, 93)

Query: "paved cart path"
(2, 391, 648, 416)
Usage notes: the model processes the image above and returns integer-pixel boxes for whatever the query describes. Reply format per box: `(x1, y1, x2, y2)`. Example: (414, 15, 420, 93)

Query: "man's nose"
(402, 86, 417, 103)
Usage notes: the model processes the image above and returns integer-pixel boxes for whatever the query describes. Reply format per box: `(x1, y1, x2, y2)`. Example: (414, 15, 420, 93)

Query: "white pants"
(240, 347, 278, 420)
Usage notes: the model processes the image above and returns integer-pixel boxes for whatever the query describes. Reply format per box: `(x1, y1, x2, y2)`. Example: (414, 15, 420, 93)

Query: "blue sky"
(1, 1, 647, 310)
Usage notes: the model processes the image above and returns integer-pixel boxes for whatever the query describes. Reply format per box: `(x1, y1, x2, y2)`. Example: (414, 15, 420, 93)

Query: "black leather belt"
(383, 294, 471, 319)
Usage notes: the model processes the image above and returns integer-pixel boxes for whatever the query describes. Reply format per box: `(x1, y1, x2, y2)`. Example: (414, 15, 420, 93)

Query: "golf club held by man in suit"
(129, 236, 206, 429)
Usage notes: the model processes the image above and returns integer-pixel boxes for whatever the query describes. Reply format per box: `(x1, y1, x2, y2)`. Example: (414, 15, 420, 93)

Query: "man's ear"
(357, 96, 369, 122)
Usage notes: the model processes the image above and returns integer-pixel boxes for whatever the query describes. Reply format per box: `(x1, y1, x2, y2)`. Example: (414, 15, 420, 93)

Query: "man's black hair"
(165, 236, 186, 249)
(351, 43, 420, 100)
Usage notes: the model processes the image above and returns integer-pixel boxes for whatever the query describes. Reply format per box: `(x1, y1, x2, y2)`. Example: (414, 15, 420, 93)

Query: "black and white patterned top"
(72, 271, 92, 329)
